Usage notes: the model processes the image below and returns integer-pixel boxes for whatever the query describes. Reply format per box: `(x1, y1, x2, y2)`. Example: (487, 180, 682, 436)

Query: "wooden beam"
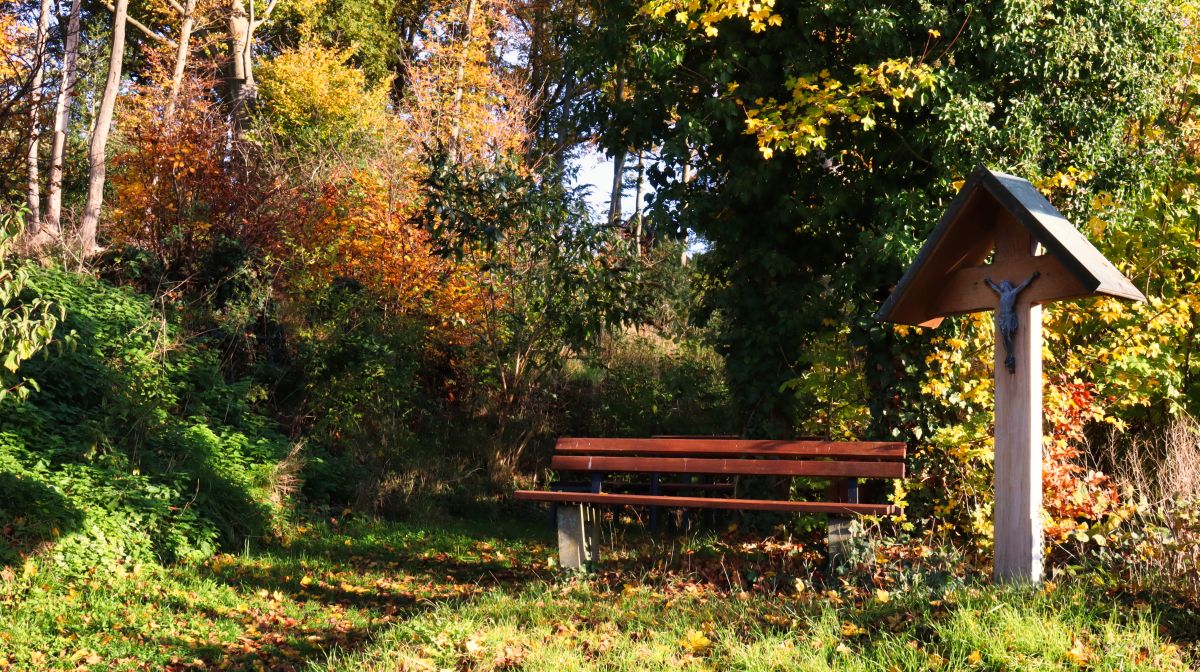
(550, 455, 904, 479)
(930, 254, 1090, 316)
(514, 490, 898, 516)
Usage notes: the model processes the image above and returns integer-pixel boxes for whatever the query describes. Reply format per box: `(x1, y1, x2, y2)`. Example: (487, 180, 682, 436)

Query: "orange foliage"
(1042, 377, 1122, 540)
(402, 0, 531, 164)
(1, 12, 34, 181)
(292, 168, 487, 345)
(107, 51, 276, 265)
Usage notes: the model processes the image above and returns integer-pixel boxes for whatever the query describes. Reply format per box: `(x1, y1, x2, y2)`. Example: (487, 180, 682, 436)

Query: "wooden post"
(992, 301, 1043, 583)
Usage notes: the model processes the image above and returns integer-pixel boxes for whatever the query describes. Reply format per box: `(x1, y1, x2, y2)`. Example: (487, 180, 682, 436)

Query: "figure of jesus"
(985, 272, 1040, 373)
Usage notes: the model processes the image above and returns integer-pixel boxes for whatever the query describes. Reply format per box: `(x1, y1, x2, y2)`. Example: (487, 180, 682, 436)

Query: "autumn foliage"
(108, 52, 278, 270)
(289, 167, 487, 345)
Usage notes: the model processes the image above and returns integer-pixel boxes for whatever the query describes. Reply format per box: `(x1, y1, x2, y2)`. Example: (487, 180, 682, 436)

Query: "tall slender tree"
(228, 0, 279, 132)
(44, 0, 82, 238)
(24, 0, 51, 230)
(166, 0, 198, 118)
(80, 0, 130, 252)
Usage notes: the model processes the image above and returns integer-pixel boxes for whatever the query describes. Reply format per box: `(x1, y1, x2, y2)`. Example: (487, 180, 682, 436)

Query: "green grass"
(0, 514, 1196, 671)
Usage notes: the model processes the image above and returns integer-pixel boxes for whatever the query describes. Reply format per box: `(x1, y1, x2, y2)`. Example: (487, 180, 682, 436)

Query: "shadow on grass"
(0, 471, 84, 565)
(167, 518, 552, 670)
(154, 590, 438, 672)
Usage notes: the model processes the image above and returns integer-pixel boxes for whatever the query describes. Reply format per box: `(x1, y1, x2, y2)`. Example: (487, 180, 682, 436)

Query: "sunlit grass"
(1, 514, 1195, 671)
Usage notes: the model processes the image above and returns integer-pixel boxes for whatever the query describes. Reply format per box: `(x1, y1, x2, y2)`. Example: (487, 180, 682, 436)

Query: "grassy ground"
(1, 513, 1196, 671)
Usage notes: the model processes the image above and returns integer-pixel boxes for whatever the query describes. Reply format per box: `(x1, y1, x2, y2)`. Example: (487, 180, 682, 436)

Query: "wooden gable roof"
(876, 165, 1146, 328)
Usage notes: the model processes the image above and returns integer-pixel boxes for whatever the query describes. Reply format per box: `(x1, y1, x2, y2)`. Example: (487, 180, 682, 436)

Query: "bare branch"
(252, 0, 279, 27)
(102, 2, 178, 47)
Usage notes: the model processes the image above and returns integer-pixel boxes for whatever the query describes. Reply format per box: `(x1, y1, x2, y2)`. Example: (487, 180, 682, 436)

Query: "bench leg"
(557, 503, 598, 571)
(826, 517, 854, 565)
(649, 473, 661, 532)
(826, 478, 859, 567)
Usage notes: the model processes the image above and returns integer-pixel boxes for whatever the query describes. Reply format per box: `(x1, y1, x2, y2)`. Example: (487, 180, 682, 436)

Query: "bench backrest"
(552, 438, 905, 479)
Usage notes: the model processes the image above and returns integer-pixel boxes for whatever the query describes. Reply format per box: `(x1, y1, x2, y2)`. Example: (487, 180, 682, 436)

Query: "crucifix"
(876, 166, 1145, 583)
(986, 273, 1039, 374)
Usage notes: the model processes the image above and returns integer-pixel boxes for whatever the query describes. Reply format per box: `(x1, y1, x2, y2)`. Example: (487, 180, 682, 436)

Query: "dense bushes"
(562, 330, 735, 439)
(0, 266, 293, 573)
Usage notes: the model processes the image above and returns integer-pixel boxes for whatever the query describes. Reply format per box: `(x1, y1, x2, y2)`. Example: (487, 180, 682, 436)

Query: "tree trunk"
(448, 0, 478, 162)
(607, 147, 626, 225)
(79, 0, 129, 254)
(44, 0, 82, 238)
(165, 0, 197, 119)
(632, 150, 645, 254)
(24, 0, 52, 232)
(607, 73, 626, 225)
(227, 0, 253, 131)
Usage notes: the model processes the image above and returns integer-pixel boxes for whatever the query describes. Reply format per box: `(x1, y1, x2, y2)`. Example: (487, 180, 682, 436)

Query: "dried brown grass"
(1099, 416, 1200, 602)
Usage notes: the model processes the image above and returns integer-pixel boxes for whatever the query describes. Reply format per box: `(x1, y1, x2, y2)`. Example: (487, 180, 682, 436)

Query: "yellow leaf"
(679, 629, 711, 653)
(967, 650, 982, 665)
(1065, 637, 1092, 665)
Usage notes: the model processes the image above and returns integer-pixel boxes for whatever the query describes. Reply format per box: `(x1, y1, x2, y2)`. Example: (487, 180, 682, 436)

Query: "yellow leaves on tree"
(402, 0, 531, 165)
(643, 0, 937, 160)
(644, 0, 782, 35)
(0, 13, 26, 82)
(256, 41, 397, 154)
(743, 59, 937, 159)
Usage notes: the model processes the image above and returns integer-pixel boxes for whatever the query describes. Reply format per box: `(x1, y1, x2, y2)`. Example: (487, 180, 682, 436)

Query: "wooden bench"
(515, 437, 906, 569)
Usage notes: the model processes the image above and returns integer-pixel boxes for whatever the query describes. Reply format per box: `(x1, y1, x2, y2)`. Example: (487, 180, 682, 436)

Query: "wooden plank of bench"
(514, 490, 897, 516)
(551, 455, 904, 479)
(555, 437, 906, 460)
(553, 481, 735, 493)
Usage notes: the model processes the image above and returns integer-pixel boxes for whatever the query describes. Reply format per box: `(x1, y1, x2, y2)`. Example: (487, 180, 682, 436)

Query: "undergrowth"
(0, 266, 293, 573)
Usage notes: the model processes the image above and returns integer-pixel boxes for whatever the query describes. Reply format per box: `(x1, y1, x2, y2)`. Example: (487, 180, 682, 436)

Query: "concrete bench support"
(826, 477, 859, 566)
(557, 503, 598, 570)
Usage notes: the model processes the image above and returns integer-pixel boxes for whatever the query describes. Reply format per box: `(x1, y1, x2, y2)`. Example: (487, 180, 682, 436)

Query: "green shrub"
(0, 267, 292, 573)
(563, 330, 736, 438)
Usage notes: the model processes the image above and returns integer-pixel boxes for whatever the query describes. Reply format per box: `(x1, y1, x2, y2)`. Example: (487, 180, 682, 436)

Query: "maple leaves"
(645, 0, 782, 35)
(742, 58, 937, 159)
(644, 0, 938, 161)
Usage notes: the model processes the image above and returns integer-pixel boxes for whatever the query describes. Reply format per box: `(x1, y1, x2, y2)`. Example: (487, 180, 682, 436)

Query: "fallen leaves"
(678, 629, 711, 653)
